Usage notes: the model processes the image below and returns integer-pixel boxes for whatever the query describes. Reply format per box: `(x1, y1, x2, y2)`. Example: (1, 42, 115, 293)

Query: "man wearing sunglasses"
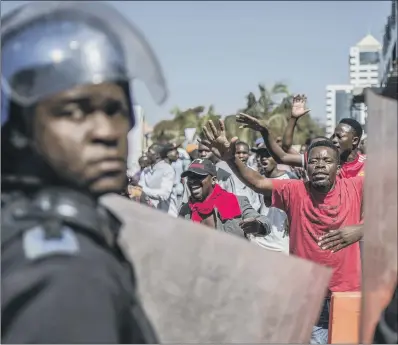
(178, 159, 270, 238)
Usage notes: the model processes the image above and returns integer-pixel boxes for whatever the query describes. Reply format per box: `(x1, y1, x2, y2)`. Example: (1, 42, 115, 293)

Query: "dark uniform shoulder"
(1, 189, 158, 344)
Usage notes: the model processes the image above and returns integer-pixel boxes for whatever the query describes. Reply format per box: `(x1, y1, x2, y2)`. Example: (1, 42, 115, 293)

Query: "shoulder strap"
(1, 188, 121, 251)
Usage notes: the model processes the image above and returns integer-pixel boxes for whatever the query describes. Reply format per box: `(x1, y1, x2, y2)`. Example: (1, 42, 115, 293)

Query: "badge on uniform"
(23, 226, 80, 260)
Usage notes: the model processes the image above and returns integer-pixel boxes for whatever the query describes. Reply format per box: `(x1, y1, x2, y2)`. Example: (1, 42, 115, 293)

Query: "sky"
(1, 1, 392, 126)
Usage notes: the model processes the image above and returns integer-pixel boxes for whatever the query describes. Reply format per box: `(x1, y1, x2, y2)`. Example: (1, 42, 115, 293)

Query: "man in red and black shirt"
(178, 158, 271, 238)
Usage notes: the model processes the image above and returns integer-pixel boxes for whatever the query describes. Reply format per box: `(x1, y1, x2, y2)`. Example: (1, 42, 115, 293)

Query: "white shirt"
(139, 160, 175, 212)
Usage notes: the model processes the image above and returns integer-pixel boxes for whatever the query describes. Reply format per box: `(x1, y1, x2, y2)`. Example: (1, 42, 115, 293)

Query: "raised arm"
(282, 117, 298, 153)
(202, 120, 274, 198)
(226, 154, 274, 198)
(282, 94, 311, 153)
(236, 113, 303, 167)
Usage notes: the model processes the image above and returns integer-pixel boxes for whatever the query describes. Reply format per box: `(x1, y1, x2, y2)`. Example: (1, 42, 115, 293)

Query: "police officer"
(1, 2, 167, 343)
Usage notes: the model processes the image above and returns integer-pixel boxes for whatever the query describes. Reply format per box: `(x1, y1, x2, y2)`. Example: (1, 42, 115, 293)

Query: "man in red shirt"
(330, 118, 365, 178)
(203, 117, 364, 344)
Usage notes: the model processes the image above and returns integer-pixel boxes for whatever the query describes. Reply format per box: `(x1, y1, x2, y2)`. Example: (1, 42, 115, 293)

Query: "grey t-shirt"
(248, 173, 292, 254)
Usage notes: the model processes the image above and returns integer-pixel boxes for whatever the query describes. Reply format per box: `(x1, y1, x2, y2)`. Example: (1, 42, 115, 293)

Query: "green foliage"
(152, 82, 324, 145)
(152, 106, 221, 143)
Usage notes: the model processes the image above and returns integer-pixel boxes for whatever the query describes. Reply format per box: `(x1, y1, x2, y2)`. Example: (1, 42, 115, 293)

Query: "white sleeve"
(142, 168, 175, 201)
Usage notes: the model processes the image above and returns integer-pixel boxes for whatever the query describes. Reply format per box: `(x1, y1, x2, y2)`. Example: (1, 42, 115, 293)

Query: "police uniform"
(2, 188, 158, 343)
(1, 1, 168, 343)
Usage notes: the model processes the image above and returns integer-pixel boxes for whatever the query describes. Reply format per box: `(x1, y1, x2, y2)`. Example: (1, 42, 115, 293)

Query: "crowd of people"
(1, 2, 395, 344)
(125, 95, 369, 344)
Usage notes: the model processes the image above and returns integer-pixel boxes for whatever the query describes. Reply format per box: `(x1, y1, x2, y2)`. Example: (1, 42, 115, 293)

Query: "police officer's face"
(33, 82, 130, 196)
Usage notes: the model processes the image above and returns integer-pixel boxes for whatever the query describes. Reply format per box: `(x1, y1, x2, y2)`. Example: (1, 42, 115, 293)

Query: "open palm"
(291, 94, 310, 118)
(202, 120, 235, 160)
(236, 113, 267, 132)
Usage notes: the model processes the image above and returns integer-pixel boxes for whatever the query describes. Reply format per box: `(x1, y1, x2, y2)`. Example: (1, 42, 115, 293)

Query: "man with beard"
(202, 118, 364, 344)
(178, 159, 270, 239)
(135, 143, 176, 212)
(181, 140, 236, 204)
(277, 95, 365, 178)
(1, 2, 166, 343)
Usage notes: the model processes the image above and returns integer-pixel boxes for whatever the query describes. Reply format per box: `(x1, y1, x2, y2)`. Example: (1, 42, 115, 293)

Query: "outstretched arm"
(282, 94, 311, 154)
(236, 113, 303, 167)
(260, 126, 303, 167)
(226, 154, 274, 198)
(202, 120, 274, 198)
(282, 117, 299, 153)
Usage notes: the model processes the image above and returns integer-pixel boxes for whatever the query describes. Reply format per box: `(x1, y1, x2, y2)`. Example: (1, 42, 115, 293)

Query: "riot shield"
(101, 194, 332, 343)
(360, 89, 398, 343)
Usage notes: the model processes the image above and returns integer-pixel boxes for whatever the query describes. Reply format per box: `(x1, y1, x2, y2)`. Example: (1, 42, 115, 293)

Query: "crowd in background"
(121, 95, 370, 344)
(1, 2, 395, 343)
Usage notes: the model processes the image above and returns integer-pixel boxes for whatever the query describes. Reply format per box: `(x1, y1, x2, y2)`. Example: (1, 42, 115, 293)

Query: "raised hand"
(291, 94, 310, 118)
(236, 113, 267, 132)
(202, 120, 236, 160)
(197, 138, 223, 159)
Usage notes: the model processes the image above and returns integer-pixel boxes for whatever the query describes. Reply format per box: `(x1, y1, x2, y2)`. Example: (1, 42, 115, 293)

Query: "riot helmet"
(1, 1, 168, 128)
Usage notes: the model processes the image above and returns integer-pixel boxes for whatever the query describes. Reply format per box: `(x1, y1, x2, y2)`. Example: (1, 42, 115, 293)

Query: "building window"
(335, 90, 353, 123)
(359, 51, 380, 65)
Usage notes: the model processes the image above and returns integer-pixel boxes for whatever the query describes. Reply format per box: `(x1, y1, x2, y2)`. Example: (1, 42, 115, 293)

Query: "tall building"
(325, 34, 381, 137)
(325, 85, 353, 137)
(349, 34, 381, 87)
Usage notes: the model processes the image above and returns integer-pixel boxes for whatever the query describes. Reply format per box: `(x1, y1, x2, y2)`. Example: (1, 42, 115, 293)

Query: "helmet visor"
(1, 1, 168, 107)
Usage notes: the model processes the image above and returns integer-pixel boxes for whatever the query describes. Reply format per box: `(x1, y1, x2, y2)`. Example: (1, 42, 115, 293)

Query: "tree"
(151, 105, 221, 143)
(224, 82, 324, 145)
(151, 82, 324, 145)
(224, 82, 292, 144)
